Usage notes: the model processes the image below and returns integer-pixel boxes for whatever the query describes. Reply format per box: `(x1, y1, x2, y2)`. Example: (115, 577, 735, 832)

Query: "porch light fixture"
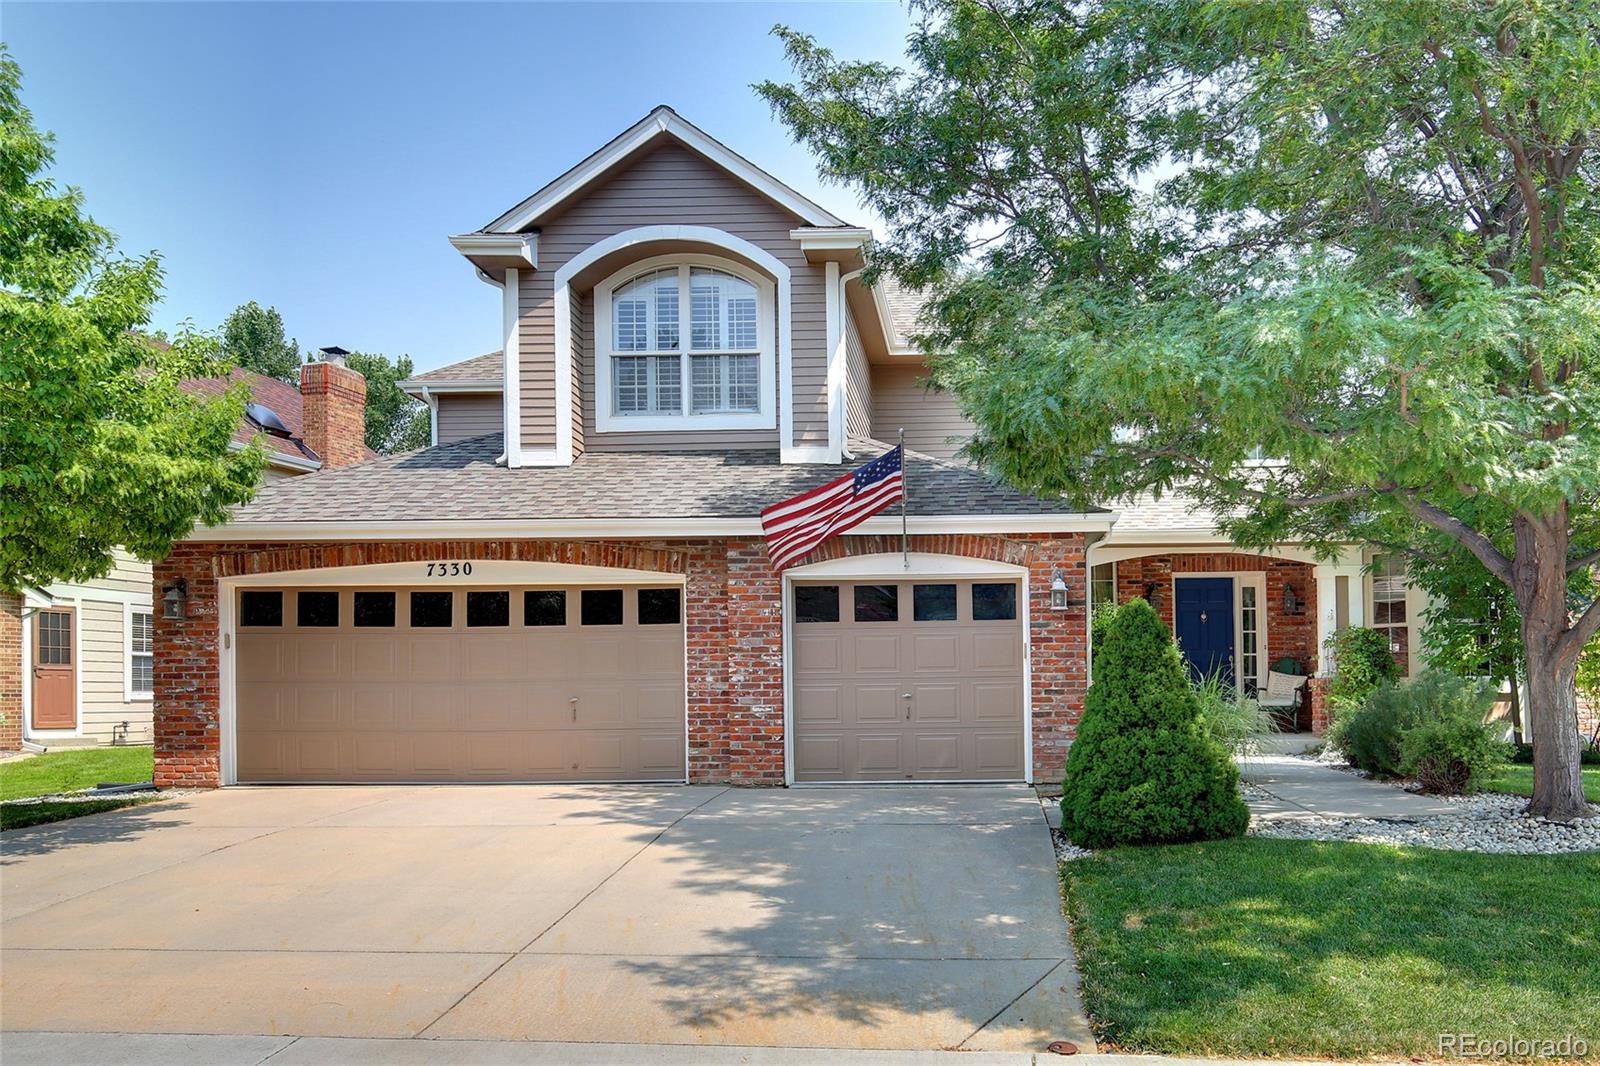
(162, 578, 188, 620)
(1282, 582, 1302, 615)
(1050, 568, 1082, 610)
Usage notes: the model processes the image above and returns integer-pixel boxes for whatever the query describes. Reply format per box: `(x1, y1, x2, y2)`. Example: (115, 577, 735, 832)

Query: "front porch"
(1087, 543, 1372, 734)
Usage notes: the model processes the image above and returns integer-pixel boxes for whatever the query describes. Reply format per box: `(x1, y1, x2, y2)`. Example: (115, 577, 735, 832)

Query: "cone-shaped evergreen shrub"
(1060, 598, 1249, 848)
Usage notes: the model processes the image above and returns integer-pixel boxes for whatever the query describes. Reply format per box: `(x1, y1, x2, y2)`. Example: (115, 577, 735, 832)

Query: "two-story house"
(148, 107, 1429, 790)
(0, 355, 372, 753)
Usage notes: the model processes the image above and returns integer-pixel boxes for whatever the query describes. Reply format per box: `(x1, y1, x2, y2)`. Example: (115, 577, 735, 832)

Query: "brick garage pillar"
(1025, 537, 1091, 783)
(153, 547, 223, 788)
(0, 591, 22, 751)
(684, 543, 733, 782)
(719, 539, 787, 784)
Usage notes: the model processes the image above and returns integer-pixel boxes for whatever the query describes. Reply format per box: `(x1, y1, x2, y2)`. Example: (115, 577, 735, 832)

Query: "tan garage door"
(791, 579, 1025, 782)
(234, 584, 685, 783)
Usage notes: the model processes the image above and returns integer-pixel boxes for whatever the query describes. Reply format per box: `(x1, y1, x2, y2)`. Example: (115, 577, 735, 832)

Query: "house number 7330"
(425, 562, 474, 578)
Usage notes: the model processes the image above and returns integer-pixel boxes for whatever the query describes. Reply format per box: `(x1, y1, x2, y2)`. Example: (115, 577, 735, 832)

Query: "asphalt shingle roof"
(223, 434, 1101, 524)
(406, 351, 504, 385)
(878, 276, 929, 346)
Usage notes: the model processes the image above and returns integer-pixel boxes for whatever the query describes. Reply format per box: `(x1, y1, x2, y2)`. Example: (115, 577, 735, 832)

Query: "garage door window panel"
(972, 583, 1017, 621)
(467, 590, 510, 627)
(582, 589, 624, 626)
(913, 584, 958, 622)
(638, 587, 680, 625)
(795, 585, 840, 623)
(297, 591, 340, 628)
(410, 591, 453, 628)
(353, 592, 396, 627)
(854, 584, 899, 622)
(524, 589, 567, 626)
(241, 591, 283, 627)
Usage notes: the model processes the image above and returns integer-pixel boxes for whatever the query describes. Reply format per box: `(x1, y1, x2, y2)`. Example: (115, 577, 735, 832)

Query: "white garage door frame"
(217, 560, 688, 786)
(781, 552, 1033, 786)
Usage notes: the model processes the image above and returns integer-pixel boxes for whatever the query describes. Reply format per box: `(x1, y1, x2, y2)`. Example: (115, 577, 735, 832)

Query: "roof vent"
(244, 402, 294, 438)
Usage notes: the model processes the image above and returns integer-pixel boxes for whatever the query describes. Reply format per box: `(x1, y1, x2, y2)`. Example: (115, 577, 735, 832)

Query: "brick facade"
(1, 591, 22, 751)
(1111, 552, 1319, 673)
(153, 533, 1090, 788)
(299, 360, 368, 469)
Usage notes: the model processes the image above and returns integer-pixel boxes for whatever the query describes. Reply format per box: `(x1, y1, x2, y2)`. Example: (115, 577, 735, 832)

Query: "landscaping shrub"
(1061, 598, 1249, 848)
(1401, 715, 1506, 794)
(1194, 675, 1277, 757)
(1507, 740, 1600, 766)
(1326, 626, 1399, 712)
(1334, 670, 1503, 784)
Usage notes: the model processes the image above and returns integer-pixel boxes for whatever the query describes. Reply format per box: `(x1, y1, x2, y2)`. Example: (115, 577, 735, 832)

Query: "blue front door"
(1174, 578, 1235, 685)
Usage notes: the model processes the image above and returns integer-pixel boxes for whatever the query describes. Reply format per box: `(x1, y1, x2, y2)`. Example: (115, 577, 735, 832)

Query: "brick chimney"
(300, 346, 367, 469)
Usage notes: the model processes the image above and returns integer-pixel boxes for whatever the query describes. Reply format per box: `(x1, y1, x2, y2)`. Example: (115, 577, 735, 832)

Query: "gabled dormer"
(448, 106, 910, 467)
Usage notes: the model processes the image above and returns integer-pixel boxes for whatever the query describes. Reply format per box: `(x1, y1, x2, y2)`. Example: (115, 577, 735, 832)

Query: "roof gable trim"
(484, 106, 847, 233)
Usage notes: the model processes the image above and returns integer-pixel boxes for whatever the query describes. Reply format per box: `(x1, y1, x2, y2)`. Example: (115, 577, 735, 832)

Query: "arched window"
(595, 257, 774, 431)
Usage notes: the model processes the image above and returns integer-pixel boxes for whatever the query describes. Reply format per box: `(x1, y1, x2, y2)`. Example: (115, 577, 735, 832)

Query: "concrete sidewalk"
(1238, 754, 1458, 821)
(0, 1031, 1411, 1066)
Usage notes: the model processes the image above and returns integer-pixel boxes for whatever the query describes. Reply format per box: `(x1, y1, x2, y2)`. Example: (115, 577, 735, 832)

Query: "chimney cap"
(318, 345, 351, 365)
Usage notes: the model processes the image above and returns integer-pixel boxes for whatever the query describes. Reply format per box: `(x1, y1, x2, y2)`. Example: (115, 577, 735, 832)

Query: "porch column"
(1311, 555, 1364, 675)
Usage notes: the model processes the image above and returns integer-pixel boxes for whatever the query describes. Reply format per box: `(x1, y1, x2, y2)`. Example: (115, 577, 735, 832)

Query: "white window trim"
(124, 601, 155, 703)
(594, 253, 777, 434)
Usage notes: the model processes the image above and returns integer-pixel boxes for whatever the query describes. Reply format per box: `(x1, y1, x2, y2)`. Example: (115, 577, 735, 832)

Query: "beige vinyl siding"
(844, 306, 872, 440)
(262, 465, 300, 482)
(435, 393, 505, 445)
(870, 364, 975, 462)
(519, 141, 824, 452)
(77, 599, 152, 743)
(83, 549, 152, 597)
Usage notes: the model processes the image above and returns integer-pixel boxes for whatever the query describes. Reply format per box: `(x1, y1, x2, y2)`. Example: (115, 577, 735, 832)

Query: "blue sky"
(6, 2, 913, 373)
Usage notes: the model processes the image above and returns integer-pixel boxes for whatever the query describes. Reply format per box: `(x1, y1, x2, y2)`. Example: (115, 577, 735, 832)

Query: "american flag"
(761, 446, 904, 571)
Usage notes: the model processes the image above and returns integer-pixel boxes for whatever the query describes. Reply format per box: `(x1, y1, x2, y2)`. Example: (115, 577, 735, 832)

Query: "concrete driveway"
(0, 784, 1089, 1054)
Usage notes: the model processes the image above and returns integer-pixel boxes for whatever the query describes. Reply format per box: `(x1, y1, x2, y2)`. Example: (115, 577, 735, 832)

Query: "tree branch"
(1569, 548, 1600, 574)
(1396, 494, 1516, 587)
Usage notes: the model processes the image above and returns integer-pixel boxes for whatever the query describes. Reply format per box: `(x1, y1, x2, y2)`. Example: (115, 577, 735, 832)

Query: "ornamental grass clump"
(1060, 598, 1249, 848)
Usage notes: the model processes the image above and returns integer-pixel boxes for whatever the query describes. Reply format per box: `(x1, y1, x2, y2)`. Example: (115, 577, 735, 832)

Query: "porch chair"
(1257, 658, 1309, 732)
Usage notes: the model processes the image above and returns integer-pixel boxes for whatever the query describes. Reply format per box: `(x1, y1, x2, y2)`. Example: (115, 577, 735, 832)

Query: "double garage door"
(234, 583, 686, 783)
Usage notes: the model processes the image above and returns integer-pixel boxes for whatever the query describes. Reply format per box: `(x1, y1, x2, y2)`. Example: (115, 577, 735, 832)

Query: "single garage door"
(791, 579, 1025, 782)
(234, 584, 685, 783)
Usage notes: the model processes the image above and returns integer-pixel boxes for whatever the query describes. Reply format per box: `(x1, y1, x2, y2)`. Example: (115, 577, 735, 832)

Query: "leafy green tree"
(219, 301, 301, 383)
(1060, 598, 1248, 847)
(760, 0, 1600, 819)
(345, 350, 429, 454)
(0, 50, 262, 592)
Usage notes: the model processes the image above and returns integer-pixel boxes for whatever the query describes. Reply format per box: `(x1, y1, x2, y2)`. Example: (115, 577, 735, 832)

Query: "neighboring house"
(0, 358, 373, 752)
(147, 106, 1421, 791)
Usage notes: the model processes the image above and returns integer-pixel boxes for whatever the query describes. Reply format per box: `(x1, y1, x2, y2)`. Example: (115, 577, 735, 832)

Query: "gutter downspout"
(420, 385, 439, 448)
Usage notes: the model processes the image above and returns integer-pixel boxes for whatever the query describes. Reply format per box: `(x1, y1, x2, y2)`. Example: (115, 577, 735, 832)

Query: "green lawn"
(1482, 763, 1600, 804)
(1062, 837, 1599, 1059)
(0, 746, 154, 801)
(1, 796, 162, 831)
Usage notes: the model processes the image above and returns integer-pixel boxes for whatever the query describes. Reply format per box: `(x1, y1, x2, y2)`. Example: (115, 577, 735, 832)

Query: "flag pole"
(899, 428, 909, 571)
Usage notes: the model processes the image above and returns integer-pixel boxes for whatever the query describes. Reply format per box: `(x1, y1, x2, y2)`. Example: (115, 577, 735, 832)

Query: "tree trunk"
(1515, 511, 1591, 821)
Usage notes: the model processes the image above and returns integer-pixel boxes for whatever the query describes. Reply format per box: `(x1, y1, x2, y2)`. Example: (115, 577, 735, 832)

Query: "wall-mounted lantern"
(1142, 580, 1161, 607)
(1050, 568, 1084, 610)
(1282, 582, 1303, 615)
(162, 578, 188, 620)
